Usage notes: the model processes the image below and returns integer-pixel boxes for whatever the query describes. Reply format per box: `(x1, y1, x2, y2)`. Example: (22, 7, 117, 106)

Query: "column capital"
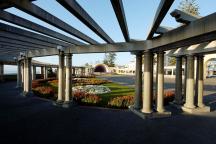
(156, 51, 165, 55)
(65, 53, 73, 57)
(131, 51, 143, 56)
(143, 50, 153, 56)
(59, 51, 64, 56)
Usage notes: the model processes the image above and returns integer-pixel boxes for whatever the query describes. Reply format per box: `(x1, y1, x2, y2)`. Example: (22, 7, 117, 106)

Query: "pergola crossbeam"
(27, 12, 216, 57)
(147, 0, 174, 39)
(0, 23, 70, 47)
(57, 0, 114, 43)
(0, 31, 59, 48)
(0, 10, 84, 45)
(0, 37, 51, 50)
(7, 0, 98, 44)
(111, 0, 130, 42)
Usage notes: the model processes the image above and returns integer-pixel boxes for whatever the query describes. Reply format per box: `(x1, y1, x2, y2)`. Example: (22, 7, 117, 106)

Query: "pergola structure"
(0, 0, 215, 116)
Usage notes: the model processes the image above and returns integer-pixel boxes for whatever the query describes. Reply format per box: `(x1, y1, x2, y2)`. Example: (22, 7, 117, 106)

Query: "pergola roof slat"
(0, 42, 43, 52)
(111, 0, 130, 42)
(0, 31, 59, 48)
(0, 37, 51, 50)
(146, 0, 174, 40)
(7, 0, 98, 44)
(57, 0, 114, 43)
(0, 10, 84, 45)
(0, 23, 70, 47)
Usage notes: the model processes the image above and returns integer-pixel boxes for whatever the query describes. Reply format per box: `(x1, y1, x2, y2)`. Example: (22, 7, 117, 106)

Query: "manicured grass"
(98, 82, 135, 106)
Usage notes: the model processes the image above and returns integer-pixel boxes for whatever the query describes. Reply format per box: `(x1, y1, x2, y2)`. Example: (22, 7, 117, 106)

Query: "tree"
(168, 0, 200, 66)
(103, 52, 116, 67)
(178, 0, 199, 15)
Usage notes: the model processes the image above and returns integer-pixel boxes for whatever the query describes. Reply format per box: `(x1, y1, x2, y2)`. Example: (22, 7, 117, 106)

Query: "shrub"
(33, 86, 55, 98)
(73, 91, 101, 105)
(32, 81, 41, 88)
(164, 90, 175, 104)
(153, 89, 175, 105)
(108, 96, 134, 108)
(81, 94, 102, 104)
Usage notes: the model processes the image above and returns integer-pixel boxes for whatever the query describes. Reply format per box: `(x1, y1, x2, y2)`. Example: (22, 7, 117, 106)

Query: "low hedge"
(32, 86, 55, 99)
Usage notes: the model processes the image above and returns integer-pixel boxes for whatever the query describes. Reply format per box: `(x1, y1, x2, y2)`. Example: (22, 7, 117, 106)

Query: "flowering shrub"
(153, 89, 175, 105)
(73, 78, 109, 86)
(32, 81, 41, 88)
(164, 90, 175, 104)
(33, 86, 55, 98)
(108, 96, 134, 108)
(73, 91, 101, 105)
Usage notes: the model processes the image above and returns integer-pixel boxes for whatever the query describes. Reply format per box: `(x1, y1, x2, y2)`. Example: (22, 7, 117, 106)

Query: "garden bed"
(32, 78, 175, 109)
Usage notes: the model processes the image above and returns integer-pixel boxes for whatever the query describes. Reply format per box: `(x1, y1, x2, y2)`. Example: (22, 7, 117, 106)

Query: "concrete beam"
(0, 37, 50, 50)
(170, 9, 201, 24)
(150, 12, 216, 52)
(0, 10, 84, 45)
(0, 41, 44, 51)
(8, 0, 98, 44)
(111, 0, 130, 42)
(27, 12, 216, 57)
(167, 41, 216, 56)
(0, 23, 70, 47)
(147, 0, 174, 39)
(57, 0, 114, 43)
(155, 26, 173, 34)
(0, 31, 59, 48)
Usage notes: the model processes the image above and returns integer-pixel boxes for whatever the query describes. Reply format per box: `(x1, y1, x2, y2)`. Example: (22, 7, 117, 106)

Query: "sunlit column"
(134, 52, 143, 110)
(196, 55, 205, 107)
(183, 55, 195, 109)
(65, 53, 72, 103)
(141, 51, 153, 113)
(57, 51, 65, 102)
(156, 52, 165, 112)
(23, 57, 32, 95)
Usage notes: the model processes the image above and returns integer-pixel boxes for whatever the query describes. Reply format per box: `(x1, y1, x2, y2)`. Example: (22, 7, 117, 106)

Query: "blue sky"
(3, 0, 215, 73)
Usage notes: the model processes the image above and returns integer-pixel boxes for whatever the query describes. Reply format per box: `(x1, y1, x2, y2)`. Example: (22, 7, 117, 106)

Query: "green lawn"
(98, 82, 135, 106)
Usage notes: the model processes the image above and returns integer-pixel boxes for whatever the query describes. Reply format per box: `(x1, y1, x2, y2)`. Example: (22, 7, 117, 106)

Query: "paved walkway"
(1, 82, 216, 144)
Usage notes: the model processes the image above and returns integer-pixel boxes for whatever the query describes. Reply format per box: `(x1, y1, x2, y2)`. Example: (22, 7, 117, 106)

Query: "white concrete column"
(156, 52, 165, 112)
(196, 55, 205, 107)
(21, 62, 24, 87)
(56, 67, 59, 79)
(65, 53, 72, 102)
(183, 55, 195, 109)
(23, 57, 32, 95)
(43, 66, 48, 79)
(72, 67, 75, 76)
(134, 52, 143, 110)
(57, 51, 65, 102)
(41, 66, 44, 76)
(183, 56, 187, 101)
(16, 60, 22, 88)
(32, 66, 36, 80)
(0, 63, 4, 82)
(174, 56, 183, 104)
(142, 51, 153, 113)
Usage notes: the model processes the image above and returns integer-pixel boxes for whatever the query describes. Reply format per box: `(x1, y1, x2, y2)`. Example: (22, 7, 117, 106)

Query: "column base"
(53, 100, 64, 106)
(62, 100, 76, 108)
(15, 85, 22, 89)
(169, 101, 183, 109)
(53, 100, 77, 108)
(181, 106, 210, 113)
(22, 91, 34, 97)
(129, 106, 171, 119)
